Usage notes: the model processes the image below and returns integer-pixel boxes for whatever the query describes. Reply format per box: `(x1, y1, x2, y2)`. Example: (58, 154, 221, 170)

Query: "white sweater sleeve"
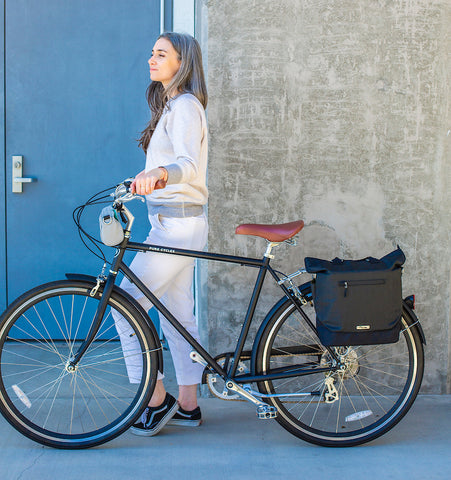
(164, 97, 204, 185)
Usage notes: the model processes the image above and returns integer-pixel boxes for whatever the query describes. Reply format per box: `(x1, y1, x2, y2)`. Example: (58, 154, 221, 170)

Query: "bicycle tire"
(254, 286, 424, 447)
(0, 280, 159, 449)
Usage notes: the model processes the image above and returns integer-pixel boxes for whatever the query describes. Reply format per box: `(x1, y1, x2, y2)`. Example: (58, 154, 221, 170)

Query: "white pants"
(112, 213, 208, 385)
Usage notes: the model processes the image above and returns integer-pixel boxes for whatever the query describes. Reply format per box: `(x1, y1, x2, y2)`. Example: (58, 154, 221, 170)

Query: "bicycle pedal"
(256, 404, 277, 420)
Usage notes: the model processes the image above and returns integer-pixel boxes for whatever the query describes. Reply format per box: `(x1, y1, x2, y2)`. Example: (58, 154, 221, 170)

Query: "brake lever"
(112, 179, 145, 205)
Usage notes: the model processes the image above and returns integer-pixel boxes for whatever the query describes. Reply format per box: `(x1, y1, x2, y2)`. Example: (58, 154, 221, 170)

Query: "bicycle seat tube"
(227, 255, 271, 380)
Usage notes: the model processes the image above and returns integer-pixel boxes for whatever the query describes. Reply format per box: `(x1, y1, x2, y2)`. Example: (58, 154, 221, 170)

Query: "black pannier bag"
(304, 247, 405, 346)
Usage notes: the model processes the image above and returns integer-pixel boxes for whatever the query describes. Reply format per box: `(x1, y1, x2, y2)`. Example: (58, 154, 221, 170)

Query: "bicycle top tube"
(125, 240, 265, 267)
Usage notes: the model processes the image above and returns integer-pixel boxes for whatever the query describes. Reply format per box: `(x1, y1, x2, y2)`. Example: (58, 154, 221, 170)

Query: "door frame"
(1, 1, 6, 308)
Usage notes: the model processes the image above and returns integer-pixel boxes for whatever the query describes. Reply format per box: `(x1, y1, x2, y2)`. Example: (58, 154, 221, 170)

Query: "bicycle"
(0, 181, 425, 449)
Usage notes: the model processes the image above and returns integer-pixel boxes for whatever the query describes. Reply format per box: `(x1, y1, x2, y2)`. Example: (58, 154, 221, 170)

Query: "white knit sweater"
(144, 93, 208, 217)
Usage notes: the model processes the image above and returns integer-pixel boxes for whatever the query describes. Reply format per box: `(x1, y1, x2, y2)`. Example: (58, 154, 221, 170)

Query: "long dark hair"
(138, 32, 208, 153)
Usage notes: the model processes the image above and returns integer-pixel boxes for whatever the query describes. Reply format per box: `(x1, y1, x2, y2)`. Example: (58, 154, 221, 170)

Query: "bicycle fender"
(66, 273, 99, 284)
(402, 299, 426, 345)
(65, 273, 164, 371)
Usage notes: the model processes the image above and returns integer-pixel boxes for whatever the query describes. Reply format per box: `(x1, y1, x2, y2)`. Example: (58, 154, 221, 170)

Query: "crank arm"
(225, 380, 270, 408)
(225, 381, 278, 419)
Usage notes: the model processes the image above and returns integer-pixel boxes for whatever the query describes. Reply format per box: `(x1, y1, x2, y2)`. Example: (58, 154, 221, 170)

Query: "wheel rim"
(0, 286, 154, 445)
(260, 302, 419, 442)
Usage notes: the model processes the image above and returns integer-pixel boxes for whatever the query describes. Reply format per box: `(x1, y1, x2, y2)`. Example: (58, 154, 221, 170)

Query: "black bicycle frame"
(70, 235, 338, 382)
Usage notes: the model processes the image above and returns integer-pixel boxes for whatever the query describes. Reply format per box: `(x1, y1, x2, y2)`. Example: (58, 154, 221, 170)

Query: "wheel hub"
(337, 348, 360, 379)
(65, 362, 77, 373)
(320, 347, 360, 379)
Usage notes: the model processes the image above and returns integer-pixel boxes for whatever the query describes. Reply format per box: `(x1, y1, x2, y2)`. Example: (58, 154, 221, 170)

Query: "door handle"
(12, 156, 37, 193)
(14, 177, 36, 183)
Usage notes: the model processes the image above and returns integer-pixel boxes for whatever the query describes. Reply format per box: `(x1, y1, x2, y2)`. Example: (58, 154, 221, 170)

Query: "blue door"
(1, 1, 161, 323)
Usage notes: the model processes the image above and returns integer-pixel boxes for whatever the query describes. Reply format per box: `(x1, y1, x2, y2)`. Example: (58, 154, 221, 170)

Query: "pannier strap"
(235, 220, 304, 242)
(304, 246, 405, 273)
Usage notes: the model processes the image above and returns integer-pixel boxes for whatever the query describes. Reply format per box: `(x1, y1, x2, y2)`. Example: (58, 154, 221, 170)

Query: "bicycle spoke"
(354, 376, 387, 416)
(70, 371, 77, 434)
(1, 348, 62, 368)
(70, 295, 88, 354)
(1, 364, 60, 378)
(358, 364, 407, 381)
(80, 368, 138, 395)
(57, 296, 71, 346)
(13, 312, 61, 358)
(32, 305, 67, 363)
(75, 369, 112, 423)
(6, 331, 61, 356)
(78, 368, 129, 410)
(30, 370, 67, 421)
(5, 364, 58, 388)
(73, 372, 99, 430)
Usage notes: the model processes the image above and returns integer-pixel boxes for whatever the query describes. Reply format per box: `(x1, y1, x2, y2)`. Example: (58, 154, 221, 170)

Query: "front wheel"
(0, 280, 159, 449)
(255, 291, 424, 447)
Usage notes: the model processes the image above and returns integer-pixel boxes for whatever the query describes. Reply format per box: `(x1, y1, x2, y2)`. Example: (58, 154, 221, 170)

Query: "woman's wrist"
(158, 167, 168, 182)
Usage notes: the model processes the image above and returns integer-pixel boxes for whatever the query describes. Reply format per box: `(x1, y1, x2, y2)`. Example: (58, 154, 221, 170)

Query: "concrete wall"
(197, 0, 450, 393)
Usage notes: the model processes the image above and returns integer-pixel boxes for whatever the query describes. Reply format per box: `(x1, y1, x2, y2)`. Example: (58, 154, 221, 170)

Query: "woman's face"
(148, 37, 181, 88)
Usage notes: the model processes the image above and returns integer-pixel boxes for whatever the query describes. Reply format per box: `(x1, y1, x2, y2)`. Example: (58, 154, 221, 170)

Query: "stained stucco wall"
(197, 0, 450, 393)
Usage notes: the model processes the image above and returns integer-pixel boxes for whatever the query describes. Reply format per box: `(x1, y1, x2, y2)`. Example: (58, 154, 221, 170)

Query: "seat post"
(264, 242, 280, 259)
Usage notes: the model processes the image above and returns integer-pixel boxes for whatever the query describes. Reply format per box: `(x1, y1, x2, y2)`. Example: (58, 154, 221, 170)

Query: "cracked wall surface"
(197, 0, 451, 393)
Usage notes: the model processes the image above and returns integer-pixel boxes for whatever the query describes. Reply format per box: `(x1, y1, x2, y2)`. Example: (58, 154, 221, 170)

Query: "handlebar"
(112, 179, 145, 207)
(112, 175, 166, 207)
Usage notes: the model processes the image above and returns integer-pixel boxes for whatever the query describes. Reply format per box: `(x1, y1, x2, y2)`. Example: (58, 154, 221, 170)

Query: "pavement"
(1, 351, 450, 480)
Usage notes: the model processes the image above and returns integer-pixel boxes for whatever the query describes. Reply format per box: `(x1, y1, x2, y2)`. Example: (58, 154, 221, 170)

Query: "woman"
(114, 32, 208, 437)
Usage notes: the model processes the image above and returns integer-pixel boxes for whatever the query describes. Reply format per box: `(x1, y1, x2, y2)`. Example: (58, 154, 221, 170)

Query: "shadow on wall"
(302, 178, 394, 259)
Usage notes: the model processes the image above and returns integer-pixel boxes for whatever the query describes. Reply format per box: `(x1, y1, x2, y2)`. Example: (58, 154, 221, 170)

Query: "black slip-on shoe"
(130, 393, 179, 437)
(167, 406, 202, 427)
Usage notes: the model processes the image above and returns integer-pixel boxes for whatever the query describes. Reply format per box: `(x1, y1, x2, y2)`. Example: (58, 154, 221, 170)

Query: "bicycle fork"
(66, 272, 115, 371)
(67, 234, 130, 370)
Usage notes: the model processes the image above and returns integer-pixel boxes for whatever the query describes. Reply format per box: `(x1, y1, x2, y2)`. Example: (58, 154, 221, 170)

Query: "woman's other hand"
(131, 168, 168, 195)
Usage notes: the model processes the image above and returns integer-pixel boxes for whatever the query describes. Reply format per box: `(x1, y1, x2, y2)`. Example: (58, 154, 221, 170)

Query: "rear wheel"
(0, 280, 158, 449)
(255, 291, 424, 446)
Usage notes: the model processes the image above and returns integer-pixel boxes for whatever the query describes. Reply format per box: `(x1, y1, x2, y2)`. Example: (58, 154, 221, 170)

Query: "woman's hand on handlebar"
(131, 168, 167, 195)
